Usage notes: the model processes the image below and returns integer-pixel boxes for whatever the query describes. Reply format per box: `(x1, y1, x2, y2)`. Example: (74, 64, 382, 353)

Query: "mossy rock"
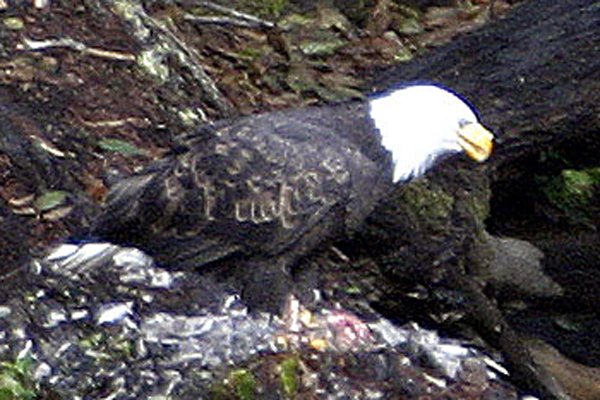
(542, 167, 600, 227)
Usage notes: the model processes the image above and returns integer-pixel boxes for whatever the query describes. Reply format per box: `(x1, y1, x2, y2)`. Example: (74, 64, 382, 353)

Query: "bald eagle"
(91, 84, 493, 311)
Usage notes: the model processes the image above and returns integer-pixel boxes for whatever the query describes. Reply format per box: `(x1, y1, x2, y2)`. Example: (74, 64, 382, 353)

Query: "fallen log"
(374, 0, 600, 153)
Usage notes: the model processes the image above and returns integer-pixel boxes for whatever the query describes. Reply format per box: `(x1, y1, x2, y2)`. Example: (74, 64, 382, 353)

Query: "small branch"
(183, 14, 272, 29)
(104, 0, 234, 118)
(18, 38, 136, 61)
(191, 1, 274, 29)
(149, 16, 234, 116)
(80, 117, 151, 129)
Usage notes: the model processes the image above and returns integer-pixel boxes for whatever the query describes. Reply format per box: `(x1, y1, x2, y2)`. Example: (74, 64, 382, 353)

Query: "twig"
(183, 14, 272, 29)
(18, 38, 136, 61)
(104, 0, 233, 117)
(190, 1, 274, 29)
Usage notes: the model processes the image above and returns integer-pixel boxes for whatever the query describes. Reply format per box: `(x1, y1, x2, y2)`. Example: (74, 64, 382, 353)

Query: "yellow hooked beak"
(457, 122, 494, 162)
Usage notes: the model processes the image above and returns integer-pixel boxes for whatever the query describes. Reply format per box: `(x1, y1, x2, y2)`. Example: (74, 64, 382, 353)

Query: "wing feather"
(92, 103, 394, 269)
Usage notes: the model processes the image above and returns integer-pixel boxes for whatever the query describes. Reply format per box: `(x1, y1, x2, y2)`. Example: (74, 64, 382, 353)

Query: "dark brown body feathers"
(92, 101, 394, 273)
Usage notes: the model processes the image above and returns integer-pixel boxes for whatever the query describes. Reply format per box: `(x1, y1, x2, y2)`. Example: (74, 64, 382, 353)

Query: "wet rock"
(469, 231, 564, 300)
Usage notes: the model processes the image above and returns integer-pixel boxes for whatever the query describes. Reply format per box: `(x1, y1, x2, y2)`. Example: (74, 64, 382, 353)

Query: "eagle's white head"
(369, 84, 494, 182)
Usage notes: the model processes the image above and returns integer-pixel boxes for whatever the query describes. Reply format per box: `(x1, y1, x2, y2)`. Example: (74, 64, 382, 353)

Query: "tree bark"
(370, 1, 600, 399)
(373, 0, 600, 169)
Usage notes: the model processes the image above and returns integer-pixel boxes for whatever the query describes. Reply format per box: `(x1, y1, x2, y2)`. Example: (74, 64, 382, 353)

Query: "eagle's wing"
(92, 103, 393, 269)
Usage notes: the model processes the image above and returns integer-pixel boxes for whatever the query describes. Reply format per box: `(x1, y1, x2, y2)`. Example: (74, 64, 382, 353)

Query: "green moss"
(403, 181, 454, 219)
(238, 47, 263, 61)
(394, 3, 421, 19)
(343, 285, 362, 294)
(298, 36, 346, 56)
(209, 368, 259, 399)
(34, 190, 67, 212)
(98, 138, 145, 156)
(0, 358, 37, 400)
(466, 183, 491, 223)
(394, 17, 423, 36)
(278, 13, 313, 30)
(79, 331, 135, 362)
(3, 17, 25, 30)
(80, 332, 105, 349)
(230, 369, 257, 400)
(542, 167, 600, 226)
(391, 46, 413, 63)
(392, 180, 456, 234)
(278, 356, 299, 397)
(208, 381, 229, 400)
(239, 0, 288, 19)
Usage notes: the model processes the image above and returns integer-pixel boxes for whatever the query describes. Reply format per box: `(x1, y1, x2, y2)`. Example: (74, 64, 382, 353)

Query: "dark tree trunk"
(373, 0, 600, 169)
(371, 1, 600, 399)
